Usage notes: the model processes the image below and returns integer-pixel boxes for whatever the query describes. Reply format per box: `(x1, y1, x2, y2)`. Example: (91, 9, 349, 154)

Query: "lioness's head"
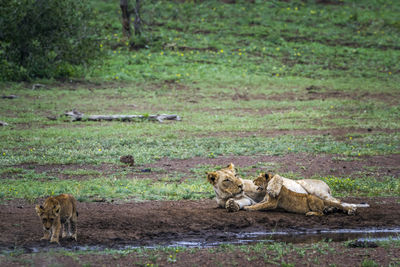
(35, 198, 60, 230)
(253, 173, 273, 191)
(206, 163, 244, 199)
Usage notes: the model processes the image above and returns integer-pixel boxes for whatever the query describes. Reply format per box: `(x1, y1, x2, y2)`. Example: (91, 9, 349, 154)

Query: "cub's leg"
(61, 219, 69, 238)
(70, 212, 78, 241)
(226, 197, 254, 212)
(305, 195, 325, 216)
(244, 196, 279, 211)
(50, 219, 61, 244)
(41, 228, 51, 240)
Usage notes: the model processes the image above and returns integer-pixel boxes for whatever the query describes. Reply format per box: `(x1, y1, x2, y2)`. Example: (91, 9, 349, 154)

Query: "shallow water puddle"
(171, 228, 400, 248)
(5, 228, 400, 253)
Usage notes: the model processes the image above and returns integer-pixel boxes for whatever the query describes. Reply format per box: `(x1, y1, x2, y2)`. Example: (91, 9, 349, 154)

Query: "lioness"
(35, 194, 78, 244)
(265, 173, 369, 210)
(244, 173, 356, 215)
(206, 163, 265, 212)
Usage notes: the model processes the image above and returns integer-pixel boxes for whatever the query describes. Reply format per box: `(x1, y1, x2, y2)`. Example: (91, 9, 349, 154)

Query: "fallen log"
(1, 95, 17, 99)
(64, 110, 181, 123)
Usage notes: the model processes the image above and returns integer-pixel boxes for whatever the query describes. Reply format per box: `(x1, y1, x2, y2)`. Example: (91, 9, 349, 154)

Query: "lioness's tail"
(341, 202, 370, 208)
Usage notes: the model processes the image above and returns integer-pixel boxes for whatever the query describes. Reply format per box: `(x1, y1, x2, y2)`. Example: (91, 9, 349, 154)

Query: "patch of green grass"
(84, 0, 400, 83)
(1, 131, 398, 166)
(60, 169, 102, 176)
(361, 258, 379, 267)
(3, 239, 400, 266)
(0, 0, 399, 204)
(0, 176, 214, 202)
(321, 175, 400, 197)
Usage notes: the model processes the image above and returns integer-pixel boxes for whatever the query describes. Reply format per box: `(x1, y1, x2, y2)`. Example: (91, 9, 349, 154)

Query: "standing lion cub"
(35, 194, 78, 244)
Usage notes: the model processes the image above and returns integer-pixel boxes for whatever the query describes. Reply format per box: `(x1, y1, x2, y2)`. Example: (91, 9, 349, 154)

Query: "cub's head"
(35, 197, 61, 230)
(253, 173, 273, 191)
(206, 163, 244, 198)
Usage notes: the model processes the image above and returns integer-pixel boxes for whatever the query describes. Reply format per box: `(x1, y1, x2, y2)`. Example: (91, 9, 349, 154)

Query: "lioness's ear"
(35, 205, 44, 216)
(227, 163, 235, 171)
(206, 172, 218, 185)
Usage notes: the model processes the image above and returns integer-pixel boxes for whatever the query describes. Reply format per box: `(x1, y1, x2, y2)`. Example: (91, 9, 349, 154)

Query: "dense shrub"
(0, 0, 100, 81)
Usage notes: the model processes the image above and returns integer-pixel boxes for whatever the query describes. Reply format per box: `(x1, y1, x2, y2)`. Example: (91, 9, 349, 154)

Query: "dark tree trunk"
(120, 0, 131, 38)
(133, 0, 142, 36)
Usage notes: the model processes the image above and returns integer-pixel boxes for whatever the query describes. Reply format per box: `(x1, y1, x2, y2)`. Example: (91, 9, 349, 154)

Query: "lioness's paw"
(267, 189, 279, 198)
(347, 207, 357, 215)
(226, 199, 240, 212)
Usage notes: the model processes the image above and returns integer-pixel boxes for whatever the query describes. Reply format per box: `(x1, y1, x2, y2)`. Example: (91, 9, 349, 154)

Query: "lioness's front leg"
(244, 197, 279, 211)
(266, 175, 283, 198)
(226, 197, 254, 212)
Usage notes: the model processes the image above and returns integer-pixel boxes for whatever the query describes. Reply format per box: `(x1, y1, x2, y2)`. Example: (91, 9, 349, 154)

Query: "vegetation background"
(0, 0, 399, 266)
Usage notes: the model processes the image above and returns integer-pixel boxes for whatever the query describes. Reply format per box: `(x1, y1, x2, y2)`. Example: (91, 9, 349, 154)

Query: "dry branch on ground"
(63, 109, 181, 123)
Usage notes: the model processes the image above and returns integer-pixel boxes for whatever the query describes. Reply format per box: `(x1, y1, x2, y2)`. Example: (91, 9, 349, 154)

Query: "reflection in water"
(4, 228, 400, 253)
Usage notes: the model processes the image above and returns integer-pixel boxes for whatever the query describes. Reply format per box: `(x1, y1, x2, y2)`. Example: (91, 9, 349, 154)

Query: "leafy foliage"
(0, 0, 100, 80)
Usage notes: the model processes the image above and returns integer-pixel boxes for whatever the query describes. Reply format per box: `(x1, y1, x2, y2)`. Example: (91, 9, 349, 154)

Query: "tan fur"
(266, 173, 369, 211)
(244, 173, 356, 215)
(35, 194, 78, 244)
(206, 163, 265, 212)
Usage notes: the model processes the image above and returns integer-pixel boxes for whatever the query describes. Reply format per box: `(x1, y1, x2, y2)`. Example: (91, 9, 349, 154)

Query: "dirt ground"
(1, 197, 399, 250)
(1, 197, 400, 266)
(2, 154, 400, 266)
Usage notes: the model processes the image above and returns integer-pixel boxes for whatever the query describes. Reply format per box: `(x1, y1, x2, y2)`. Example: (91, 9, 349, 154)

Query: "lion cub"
(245, 173, 353, 216)
(35, 194, 78, 244)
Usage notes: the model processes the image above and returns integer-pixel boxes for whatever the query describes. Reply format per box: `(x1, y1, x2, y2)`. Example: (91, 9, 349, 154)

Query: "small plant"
(361, 258, 379, 267)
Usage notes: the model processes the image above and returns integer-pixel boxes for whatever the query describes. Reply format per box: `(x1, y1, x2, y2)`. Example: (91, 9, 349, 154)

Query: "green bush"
(0, 0, 100, 80)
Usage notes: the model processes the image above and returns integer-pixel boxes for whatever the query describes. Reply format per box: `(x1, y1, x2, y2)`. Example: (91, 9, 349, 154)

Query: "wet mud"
(1, 197, 399, 252)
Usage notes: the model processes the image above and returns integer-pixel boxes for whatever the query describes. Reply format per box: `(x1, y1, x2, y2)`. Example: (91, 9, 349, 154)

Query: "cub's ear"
(35, 205, 44, 216)
(206, 172, 218, 185)
(265, 173, 274, 181)
(53, 205, 61, 216)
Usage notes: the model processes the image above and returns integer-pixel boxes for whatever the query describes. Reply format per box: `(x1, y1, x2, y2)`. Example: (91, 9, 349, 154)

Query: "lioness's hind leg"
(306, 211, 324, 216)
(307, 196, 325, 216)
(323, 199, 356, 215)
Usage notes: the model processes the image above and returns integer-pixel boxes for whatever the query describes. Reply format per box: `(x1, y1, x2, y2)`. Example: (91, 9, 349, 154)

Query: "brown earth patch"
(6, 154, 400, 181)
(196, 127, 398, 138)
(210, 89, 399, 105)
(145, 154, 400, 180)
(0, 197, 399, 251)
(23, 80, 132, 91)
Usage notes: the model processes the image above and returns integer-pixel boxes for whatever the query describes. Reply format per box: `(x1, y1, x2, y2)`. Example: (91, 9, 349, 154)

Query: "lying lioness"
(206, 163, 265, 212)
(244, 173, 358, 215)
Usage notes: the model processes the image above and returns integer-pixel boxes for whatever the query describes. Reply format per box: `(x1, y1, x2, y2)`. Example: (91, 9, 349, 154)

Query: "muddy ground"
(1, 197, 399, 251)
(2, 154, 400, 266)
